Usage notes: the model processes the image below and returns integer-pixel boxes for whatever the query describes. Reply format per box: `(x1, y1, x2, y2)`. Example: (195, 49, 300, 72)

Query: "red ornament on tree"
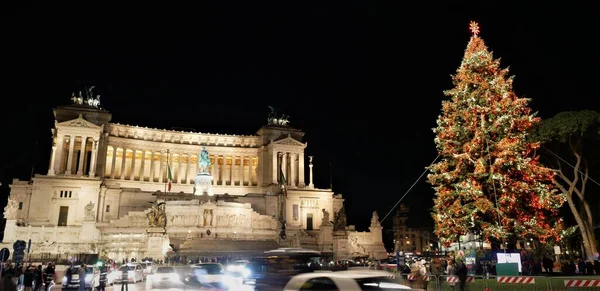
(428, 22, 565, 246)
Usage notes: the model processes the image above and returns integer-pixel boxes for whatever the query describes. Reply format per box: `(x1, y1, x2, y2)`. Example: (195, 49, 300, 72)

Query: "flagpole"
(164, 149, 170, 194)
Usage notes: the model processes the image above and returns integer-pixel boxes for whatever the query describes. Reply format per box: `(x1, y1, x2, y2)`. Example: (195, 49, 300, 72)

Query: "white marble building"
(2, 93, 386, 261)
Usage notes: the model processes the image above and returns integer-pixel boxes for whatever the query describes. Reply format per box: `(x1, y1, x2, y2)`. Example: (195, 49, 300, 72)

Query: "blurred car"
(99, 265, 117, 286)
(147, 266, 181, 288)
(283, 269, 414, 290)
(184, 263, 241, 290)
(139, 261, 155, 279)
(114, 264, 144, 283)
(61, 265, 100, 291)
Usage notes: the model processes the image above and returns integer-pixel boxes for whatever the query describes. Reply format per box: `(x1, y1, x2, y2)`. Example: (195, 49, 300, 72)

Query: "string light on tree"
(427, 21, 565, 247)
(469, 21, 480, 36)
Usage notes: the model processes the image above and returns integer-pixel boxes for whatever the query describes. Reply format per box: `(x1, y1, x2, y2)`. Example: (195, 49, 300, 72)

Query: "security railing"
(393, 272, 600, 291)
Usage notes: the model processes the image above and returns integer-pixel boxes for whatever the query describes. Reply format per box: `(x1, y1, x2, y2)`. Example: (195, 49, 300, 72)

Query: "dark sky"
(2, 2, 599, 245)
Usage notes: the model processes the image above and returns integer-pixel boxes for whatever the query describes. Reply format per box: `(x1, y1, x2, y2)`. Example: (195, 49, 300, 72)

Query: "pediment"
(273, 135, 306, 147)
(56, 114, 101, 129)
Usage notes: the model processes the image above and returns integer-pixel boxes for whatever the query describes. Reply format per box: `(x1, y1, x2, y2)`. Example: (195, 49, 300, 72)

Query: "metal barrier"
(437, 275, 481, 291)
(546, 276, 600, 290)
(386, 270, 600, 290)
(397, 273, 439, 291)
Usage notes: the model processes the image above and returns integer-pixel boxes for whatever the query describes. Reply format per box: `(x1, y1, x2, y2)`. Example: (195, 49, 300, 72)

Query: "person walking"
(42, 263, 55, 291)
(120, 266, 129, 291)
(77, 265, 86, 291)
(454, 258, 468, 291)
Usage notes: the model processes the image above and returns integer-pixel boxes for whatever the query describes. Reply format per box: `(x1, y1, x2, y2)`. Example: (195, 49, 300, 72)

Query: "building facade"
(2, 93, 386, 261)
(392, 204, 435, 254)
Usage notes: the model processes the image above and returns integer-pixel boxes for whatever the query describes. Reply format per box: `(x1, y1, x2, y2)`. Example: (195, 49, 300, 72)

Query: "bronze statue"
(146, 201, 166, 227)
(333, 205, 347, 231)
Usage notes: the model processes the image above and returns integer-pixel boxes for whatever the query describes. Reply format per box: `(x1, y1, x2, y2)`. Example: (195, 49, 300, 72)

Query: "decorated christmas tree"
(428, 22, 565, 246)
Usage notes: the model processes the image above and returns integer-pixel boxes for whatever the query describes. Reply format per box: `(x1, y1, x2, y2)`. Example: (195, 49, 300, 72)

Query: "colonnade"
(277, 151, 305, 187)
(48, 134, 99, 177)
(104, 146, 258, 186)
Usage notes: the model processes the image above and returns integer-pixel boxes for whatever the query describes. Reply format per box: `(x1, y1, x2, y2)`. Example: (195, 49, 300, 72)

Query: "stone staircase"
(179, 238, 281, 255)
(109, 210, 148, 227)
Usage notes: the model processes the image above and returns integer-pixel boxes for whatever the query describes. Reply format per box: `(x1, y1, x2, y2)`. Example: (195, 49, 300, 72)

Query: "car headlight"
(62, 276, 67, 284)
(243, 268, 251, 278)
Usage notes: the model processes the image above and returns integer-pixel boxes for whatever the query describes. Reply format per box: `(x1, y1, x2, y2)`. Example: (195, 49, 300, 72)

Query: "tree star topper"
(469, 21, 480, 36)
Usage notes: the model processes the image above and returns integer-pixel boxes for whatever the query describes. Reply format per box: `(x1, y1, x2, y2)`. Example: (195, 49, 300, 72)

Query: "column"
(272, 152, 278, 184)
(209, 156, 215, 185)
(240, 157, 246, 186)
(77, 136, 88, 176)
(149, 151, 155, 182)
(99, 190, 106, 222)
(229, 157, 234, 186)
(282, 152, 288, 183)
(130, 149, 137, 181)
(220, 156, 226, 185)
(54, 134, 65, 175)
(66, 135, 76, 175)
(110, 147, 117, 179)
(290, 153, 296, 187)
(247, 157, 252, 186)
(298, 153, 305, 187)
(184, 153, 191, 184)
(48, 146, 57, 175)
(236, 156, 241, 186)
(89, 139, 99, 177)
(120, 148, 127, 180)
(178, 153, 185, 183)
(139, 150, 146, 182)
(158, 150, 165, 183)
(308, 156, 314, 188)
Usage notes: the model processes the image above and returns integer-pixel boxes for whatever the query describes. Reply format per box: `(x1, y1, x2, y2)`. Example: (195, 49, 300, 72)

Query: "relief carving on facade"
(203, 209, 213, 227)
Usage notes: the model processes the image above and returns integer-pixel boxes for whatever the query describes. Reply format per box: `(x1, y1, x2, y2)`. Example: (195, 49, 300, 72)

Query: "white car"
(114, 264, 144, 283)
(185, 263, 241, 289)
(283, 270, 414, 290)
(147, 266, 181, 288)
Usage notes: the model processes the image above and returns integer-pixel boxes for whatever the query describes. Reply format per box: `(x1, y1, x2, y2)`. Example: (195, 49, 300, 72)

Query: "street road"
(52, 281, 258, 290)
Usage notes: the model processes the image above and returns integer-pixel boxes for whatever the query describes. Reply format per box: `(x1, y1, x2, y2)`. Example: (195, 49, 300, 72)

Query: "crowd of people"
(0, 262, 56, 291)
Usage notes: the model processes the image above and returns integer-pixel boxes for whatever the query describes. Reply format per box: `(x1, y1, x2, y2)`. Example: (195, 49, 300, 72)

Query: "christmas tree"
(428, 22, 565, 246)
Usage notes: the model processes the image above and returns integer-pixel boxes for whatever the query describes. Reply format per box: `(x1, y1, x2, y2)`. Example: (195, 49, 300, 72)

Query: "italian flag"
(167, 162, 173, 192)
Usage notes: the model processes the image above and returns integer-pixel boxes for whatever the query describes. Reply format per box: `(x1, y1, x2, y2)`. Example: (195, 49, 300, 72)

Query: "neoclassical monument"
(2, 91, 386, 261)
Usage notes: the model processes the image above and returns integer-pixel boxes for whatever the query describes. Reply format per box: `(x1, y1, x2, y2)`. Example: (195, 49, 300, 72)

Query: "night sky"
(2, 2, 599, 246)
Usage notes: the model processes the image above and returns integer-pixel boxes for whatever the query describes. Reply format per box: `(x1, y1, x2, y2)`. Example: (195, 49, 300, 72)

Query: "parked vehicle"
(113, 264, 144, 283)
(61, 265, 100, 291)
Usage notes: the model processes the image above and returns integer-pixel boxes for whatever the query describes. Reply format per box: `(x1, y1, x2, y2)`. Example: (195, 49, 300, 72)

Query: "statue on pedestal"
(203, 209, 213, 227)
(3, 197, 18, 220)
(198, 146, 211, 174)
(321, 209, 331, 225)
(333, 206, 347, 231)
(84, 201, 95, 221)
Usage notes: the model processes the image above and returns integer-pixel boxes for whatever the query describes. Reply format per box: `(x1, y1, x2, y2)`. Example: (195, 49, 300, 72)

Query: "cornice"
(108, 123, 262, 148)
(107, 137, 260, 156)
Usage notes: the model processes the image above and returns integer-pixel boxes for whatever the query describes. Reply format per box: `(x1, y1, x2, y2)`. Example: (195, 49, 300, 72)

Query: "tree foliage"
(428, 29, 565, 246)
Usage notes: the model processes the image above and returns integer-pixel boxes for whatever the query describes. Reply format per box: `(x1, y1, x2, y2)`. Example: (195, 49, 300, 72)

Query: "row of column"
(48, 134, 99, 177)
(277, 152, 305, 187)
(104, 146, 258, 186)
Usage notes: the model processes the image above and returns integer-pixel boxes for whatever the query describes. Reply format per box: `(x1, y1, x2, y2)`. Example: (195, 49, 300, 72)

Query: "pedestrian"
(23, 267, 34, 291)
(33, 266, 43, 291)
(97, 267, 107, 291)
(120, 266, 129, 291)
(454, 258, 468, 291)
(77, 265, 86, 291)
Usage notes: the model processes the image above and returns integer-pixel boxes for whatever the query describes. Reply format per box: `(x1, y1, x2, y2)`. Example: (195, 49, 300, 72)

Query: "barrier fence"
(394, 273, 600, 291)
